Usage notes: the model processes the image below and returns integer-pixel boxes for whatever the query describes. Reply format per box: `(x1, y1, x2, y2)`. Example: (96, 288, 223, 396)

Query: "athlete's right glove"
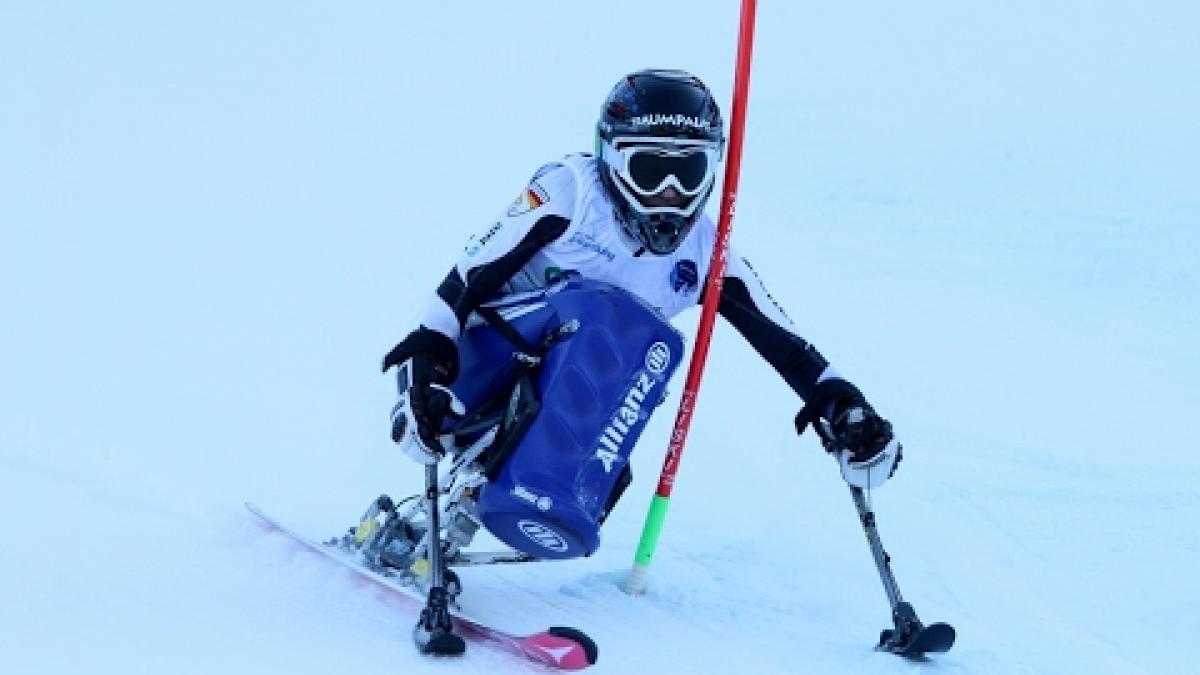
(826, 399, 902, 489)
(382, 327, 464, 464)
(795, 378, 903, 489)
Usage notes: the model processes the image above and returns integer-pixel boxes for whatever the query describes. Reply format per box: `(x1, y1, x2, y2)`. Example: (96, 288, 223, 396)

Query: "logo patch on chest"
(671, 259, 699, 293)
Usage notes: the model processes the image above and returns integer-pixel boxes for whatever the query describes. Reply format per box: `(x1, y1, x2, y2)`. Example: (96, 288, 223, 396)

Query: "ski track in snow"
(2, 2, 1197, 674)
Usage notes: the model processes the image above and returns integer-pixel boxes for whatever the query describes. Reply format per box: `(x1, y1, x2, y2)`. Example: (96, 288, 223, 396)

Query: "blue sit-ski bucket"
(450, 279, 683, 559)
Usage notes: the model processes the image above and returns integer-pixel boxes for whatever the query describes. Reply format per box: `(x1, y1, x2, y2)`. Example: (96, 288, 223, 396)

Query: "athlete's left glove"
(382, 327, 465, 465)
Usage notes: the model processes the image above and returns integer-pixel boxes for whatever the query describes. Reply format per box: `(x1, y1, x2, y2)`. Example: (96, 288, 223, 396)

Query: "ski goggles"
(601, 137, 722, 198)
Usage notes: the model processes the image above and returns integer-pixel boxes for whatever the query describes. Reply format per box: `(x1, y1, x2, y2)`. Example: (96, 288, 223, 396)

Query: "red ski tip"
(519, 627, 598, 670)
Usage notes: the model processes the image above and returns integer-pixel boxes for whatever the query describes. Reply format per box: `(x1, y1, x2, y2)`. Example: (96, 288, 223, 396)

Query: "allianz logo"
(517, 519, 569, 553)
(594, 342, 672, 473)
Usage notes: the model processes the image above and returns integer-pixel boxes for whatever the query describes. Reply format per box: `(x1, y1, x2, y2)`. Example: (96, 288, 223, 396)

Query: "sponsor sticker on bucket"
(645, 341, 671, 374)
(517, 519, 569, 553)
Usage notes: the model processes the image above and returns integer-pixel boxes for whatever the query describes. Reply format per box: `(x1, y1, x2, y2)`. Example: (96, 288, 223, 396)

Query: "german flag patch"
(506, 182, 550, 216)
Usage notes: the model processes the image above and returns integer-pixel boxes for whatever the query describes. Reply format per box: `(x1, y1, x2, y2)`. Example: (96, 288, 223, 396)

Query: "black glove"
(383, 326, 458, 377)
(795, 378, 902, 487)
(828, 399, 895, 465)
(383, 328, 463, 463)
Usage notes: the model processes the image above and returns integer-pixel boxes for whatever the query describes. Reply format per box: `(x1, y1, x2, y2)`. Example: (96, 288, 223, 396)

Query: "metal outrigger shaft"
(848, 485, 955, 656)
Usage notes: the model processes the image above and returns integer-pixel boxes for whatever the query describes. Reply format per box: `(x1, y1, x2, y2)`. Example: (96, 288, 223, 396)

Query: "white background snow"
(2, 2, 1197, 673)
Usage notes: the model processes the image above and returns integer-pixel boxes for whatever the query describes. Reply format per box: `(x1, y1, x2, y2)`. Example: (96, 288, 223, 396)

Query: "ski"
(880, 619, 956, 657)
(246, 503, 598, 670)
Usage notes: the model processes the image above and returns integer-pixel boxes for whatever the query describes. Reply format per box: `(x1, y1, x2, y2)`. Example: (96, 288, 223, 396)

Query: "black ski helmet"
(596, 69, 725, 255)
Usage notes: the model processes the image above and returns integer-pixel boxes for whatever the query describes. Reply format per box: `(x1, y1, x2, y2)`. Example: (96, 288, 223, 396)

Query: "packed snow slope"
(2, 2, 1197, 674)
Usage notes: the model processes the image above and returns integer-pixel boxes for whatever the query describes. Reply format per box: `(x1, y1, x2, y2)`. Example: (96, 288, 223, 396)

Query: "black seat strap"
(475, 305, 542, 358)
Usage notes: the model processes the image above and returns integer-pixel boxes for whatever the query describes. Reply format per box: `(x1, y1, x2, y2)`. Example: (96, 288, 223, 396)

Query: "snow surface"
(2, 2, 1197, 674)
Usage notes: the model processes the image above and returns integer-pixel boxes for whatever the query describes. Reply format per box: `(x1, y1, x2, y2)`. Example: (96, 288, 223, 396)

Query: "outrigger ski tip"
(880, 621, 956, 657)
(875, 601, 956, 656)
(414, 585, 466, 656)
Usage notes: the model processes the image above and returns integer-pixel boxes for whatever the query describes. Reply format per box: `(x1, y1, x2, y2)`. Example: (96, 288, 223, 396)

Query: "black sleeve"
(717, 275, 832, 402)
(435, 214, 570, 327)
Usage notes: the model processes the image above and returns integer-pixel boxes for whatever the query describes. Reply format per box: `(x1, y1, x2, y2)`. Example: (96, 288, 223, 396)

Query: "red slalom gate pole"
(627, 0, 758, 594)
